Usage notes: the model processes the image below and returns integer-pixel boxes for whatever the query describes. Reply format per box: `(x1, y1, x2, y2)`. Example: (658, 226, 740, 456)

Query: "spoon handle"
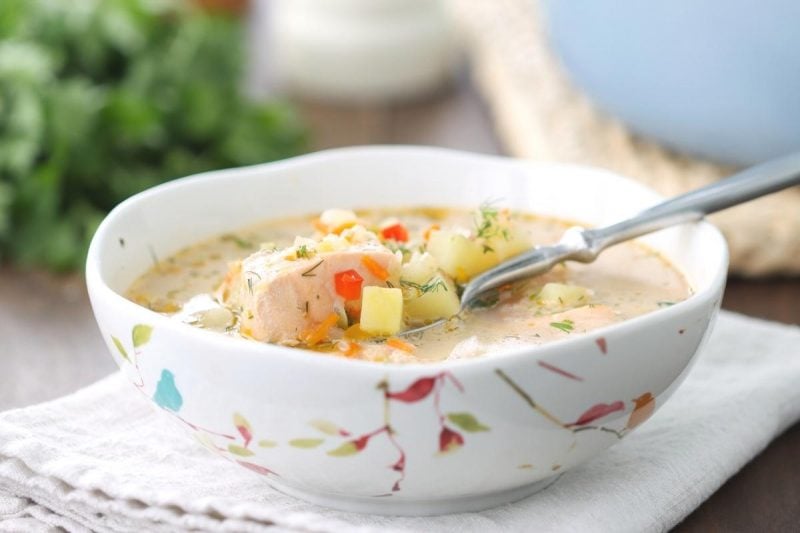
(585, 151, 800, 253)
(459, 152, 800, 307)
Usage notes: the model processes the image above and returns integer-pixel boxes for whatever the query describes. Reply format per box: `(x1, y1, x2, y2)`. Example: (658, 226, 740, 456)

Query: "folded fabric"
(1, 311, 799, 532)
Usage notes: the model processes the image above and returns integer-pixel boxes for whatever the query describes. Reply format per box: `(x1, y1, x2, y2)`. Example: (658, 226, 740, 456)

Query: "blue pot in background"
(540, 0, 800, 166)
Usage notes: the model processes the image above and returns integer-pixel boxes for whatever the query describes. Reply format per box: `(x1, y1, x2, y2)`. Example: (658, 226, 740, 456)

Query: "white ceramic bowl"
(86, 146, 728, 515)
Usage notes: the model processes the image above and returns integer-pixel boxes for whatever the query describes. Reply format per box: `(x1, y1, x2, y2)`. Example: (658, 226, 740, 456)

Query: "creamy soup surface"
(126, 207, 691, 363)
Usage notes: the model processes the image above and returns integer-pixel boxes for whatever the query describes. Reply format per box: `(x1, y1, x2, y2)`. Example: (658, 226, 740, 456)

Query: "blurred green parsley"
(0, 0, 307, 272)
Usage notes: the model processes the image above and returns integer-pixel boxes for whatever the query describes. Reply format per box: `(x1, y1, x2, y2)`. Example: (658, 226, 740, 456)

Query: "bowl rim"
(86, 145, 729, 375)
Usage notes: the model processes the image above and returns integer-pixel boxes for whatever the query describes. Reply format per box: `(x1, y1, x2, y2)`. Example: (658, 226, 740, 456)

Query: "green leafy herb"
(657, 301, 676, 307)
(0, 0, 307, 271)
(550, 319, 575, 333)
(474, 201, 511, 253)
(400, 277, 447, 296)
(244, 271, 262, 295)
(296, 244, 314, 259)
(385, 241, 413, 257)
(221, 234, 253, 250)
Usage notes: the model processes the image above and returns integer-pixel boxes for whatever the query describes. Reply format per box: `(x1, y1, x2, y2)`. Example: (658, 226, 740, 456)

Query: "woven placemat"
(449, 0, 800, 276)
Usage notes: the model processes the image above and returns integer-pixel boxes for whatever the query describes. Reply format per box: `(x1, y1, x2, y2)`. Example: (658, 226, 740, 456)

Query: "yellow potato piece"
(401, 252, 439, 283)
(427, 230, 499, 282)
(492, 226, 531, 260)
(360, 286, 404, 336)
(535, 282, 591, 307)
(403, 276, 460, 322)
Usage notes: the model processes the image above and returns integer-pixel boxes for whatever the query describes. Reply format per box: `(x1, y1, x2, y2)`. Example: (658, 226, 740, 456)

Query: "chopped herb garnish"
(474, 200, 511, 253)
(400, 277, 448, 296)
(550, 319, 575, 333)
(221, 234, 253, 249)
(296, 244, 315, 259)
(244, 270, 262, 295)
(657, 301, 676, 307)
(301, 259, 324, 277)
(385, 241, 413, 257)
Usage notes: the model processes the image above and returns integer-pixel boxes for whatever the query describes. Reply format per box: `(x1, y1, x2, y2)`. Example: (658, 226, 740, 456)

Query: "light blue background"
(541, 0, 800, 165)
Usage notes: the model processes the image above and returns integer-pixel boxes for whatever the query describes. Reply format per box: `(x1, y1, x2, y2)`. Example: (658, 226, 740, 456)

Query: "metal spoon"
(401, 152, 800, 337)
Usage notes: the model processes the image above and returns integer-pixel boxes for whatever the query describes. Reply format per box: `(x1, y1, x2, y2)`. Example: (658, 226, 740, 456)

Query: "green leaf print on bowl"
(110, 323, 154, 388)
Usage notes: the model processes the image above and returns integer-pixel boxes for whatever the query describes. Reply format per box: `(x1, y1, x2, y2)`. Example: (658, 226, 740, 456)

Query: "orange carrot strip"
(423, 223, 440, 241)
(344, 323, 368, 340)
(302, 313, 340, 346)
(386, 337, 416, 353)
(312, 218, 328, 233)
(361, 256, 390, 281)
(336, 340, 362, 357)
(331, 222, 356, 235)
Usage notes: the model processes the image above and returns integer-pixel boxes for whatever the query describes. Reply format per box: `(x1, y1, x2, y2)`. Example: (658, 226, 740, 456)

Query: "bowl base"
(265, 475, 561, 516)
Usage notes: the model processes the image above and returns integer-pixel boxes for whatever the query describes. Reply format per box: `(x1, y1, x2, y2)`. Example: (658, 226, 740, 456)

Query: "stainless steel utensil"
(401, 153, 800, 336)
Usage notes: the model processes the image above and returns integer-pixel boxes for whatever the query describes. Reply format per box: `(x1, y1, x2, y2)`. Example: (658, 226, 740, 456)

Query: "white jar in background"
(248, 0, 458, 103)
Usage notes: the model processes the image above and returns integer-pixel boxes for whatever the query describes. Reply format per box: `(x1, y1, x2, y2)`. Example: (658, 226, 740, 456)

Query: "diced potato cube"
(492, 226, 531, 260)
(360, 286, 403, 336)
(427, 230, 500, 282)
(404, 275, 460, 323)
(534, 282, 591, 307)
(320, 209, 358, 231)
(196, 306, 234, 330)
(401, 252, 439, 283)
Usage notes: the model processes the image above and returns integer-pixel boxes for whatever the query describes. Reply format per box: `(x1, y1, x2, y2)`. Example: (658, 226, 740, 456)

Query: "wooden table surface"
(1, 72, 798, 531)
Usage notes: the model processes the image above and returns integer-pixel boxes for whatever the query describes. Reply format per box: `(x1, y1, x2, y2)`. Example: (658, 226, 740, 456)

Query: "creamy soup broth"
(126, 208, 691, 362)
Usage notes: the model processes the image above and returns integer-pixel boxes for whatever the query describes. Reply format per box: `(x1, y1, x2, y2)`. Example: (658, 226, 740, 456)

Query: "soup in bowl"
(86, 146, 727, 514)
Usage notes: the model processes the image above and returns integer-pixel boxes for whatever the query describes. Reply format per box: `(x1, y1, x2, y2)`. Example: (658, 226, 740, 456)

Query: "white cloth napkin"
(1, 311, 799, 533)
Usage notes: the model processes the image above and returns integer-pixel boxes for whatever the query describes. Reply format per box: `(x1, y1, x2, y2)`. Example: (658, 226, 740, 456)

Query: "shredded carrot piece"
(336, 340, 362, 357)
(331, 222, 356, 235)
(302, 313, 339, 346)
(423, 223, 440, 241)
(312, 218, 328, 233)
(386, 337, 416, 353)
(361, 256, 390, 281)
(344, 323, 368, 340)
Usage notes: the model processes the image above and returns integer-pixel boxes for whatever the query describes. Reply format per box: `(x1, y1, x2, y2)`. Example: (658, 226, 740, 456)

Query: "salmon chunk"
(218, 242, 400, 345)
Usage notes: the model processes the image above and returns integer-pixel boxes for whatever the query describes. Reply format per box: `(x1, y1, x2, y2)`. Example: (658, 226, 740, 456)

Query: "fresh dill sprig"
(400, 277, 448, 296)
(474, 201, 511, 252)
(221, 234, 253, 249)
(385, 240, 414, 257)
(550, 319, 575, 333)
(296, 244, 315, 259)
(301, 259, 325, 277)
(244, 270, 262, 295)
